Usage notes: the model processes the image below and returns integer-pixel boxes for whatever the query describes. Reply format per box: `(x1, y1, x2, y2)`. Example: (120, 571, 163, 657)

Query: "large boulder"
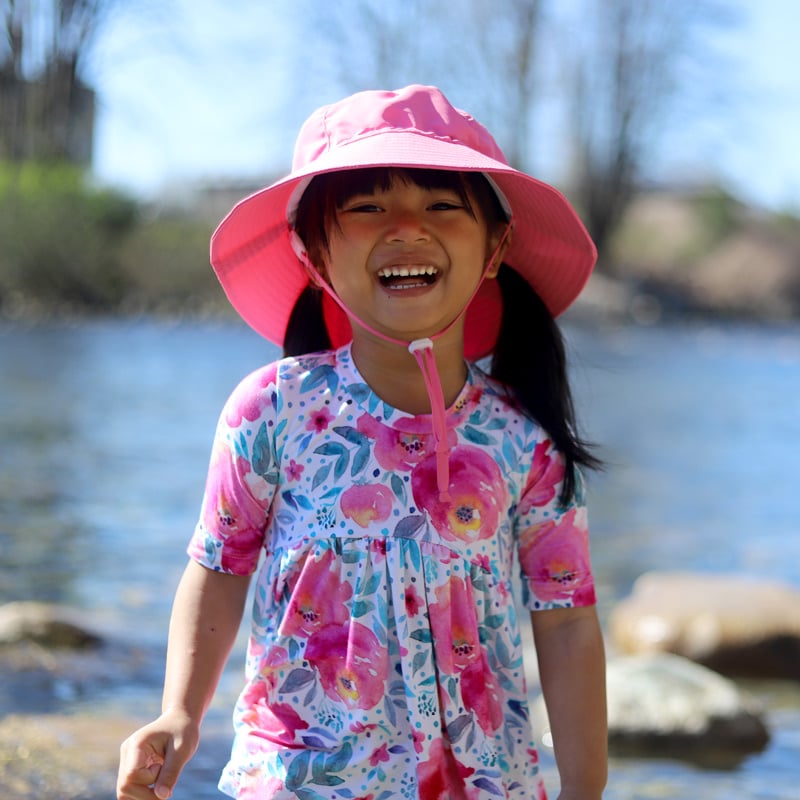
(0, 601, 103, 649)
(609, 572, 800, 680)
(605, 653, 770, 767)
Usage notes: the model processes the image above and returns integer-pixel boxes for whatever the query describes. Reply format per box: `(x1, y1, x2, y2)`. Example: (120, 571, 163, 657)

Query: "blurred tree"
(562, 0, 734, 262)
(295, 0, 735, 265)
(0, 0, 116, 164)
(299, 0, 542, 170)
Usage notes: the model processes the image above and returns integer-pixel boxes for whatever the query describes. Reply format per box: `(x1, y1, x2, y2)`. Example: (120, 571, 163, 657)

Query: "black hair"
(491, 264, 601, 502)
(286, 167, 600, 503)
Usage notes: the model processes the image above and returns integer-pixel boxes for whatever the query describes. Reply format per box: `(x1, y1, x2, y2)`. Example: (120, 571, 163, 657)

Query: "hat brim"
(210, 130, 596, 359)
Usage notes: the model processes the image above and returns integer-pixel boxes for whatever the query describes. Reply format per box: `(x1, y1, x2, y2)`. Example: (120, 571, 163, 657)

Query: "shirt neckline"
(335, 343, 483, 428)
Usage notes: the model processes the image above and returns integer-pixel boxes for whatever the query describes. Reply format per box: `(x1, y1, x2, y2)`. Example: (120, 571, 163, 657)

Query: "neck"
(350, 333, 467, 416)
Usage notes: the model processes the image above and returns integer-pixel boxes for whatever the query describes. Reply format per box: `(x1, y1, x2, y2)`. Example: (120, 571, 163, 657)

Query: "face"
(319, 173, 505, 346)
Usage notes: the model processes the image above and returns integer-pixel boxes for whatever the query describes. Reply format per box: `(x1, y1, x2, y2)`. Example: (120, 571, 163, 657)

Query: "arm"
(117, 560, 251, 800)
(532, 604, 608, 800)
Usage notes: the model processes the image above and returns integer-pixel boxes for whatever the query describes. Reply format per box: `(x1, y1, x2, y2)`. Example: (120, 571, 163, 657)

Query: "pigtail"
(490, 265, 601, 504)
(283, 286, 332, 357)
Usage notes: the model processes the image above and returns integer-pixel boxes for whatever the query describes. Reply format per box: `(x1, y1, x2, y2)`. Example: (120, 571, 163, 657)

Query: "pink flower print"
(237, 774, 284, 800)
(200, 446, 266, 573)
(225, 363, 279, 427)
(239, 682, 310, 746)
(412, 445, 508, 543)
(304, 621, 388, 710)
(519, 439, 564, 511)
(356, 414, 430, 472)
(417, 738, 475, 800)
(340, 483, 394, 528)
(369, 743, 390, 766)
(281, 549, 353, 637)
(428, 575, 481, 675)
(286, 458, 304, 481)
(461, 652, 504, 733)
(405, 583, 423, 617)
(306, 405, 334, 432)
(519, 507, 595, 605)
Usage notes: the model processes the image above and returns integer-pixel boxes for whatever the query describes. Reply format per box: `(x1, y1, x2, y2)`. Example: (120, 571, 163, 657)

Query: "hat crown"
(292, 84, 509, 171)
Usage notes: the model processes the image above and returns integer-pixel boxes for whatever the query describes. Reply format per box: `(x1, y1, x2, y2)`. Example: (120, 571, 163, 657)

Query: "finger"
(152, 734, 197, 800)
(117, 739, 164, 799)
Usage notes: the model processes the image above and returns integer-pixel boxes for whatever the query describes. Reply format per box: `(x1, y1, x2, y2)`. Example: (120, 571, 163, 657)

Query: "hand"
(117, 710, 200, 800)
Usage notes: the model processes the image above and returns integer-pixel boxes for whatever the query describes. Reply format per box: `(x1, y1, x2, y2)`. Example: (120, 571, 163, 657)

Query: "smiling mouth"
(377, 265, 440, 289)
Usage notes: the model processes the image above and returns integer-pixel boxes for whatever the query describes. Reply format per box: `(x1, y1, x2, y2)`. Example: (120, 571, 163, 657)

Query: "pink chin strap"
(292, 222, 512, 501)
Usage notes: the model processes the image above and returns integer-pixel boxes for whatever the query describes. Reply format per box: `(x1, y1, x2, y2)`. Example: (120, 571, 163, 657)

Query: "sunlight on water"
(1, 318, 798, 799)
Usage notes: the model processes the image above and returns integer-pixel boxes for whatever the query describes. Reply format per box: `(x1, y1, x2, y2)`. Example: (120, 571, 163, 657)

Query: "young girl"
(117, 85, 607, 800)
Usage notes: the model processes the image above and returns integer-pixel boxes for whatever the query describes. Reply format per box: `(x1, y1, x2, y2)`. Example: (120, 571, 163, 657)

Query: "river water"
(1, 317, 798, 799)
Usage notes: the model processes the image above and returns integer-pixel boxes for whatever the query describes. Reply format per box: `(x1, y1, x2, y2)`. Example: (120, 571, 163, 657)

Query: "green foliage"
(691, 187, 740, 243)
(0, 162, 227, 318)
(0, 162, 139, 311)
(116, 213, 223, 314)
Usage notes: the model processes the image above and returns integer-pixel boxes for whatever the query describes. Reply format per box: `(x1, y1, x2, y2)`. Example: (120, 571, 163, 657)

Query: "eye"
(342, 197, 383, 213)
(429, 200, 464, 211)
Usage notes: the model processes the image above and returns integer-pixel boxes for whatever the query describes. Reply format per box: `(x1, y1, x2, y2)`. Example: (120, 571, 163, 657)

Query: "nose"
(384, 208, 430, 244)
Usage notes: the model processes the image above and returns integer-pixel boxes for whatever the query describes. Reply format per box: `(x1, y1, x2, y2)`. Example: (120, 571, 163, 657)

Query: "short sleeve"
(516, 437, 596, 610)
(187, 364, 280, 575)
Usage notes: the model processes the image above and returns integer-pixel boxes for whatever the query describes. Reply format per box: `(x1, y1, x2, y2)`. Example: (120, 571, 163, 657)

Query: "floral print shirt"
(188, 345, 596, 800)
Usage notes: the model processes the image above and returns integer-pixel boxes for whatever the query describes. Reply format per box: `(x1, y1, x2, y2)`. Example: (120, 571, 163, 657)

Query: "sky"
(87, 1, 800, 213)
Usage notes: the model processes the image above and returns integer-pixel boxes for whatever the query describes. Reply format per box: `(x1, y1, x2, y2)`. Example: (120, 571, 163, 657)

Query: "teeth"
(377, 266, 438, 278)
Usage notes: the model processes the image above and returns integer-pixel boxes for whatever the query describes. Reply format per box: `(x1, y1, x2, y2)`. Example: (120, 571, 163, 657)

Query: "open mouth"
(377, 266, 440, 289)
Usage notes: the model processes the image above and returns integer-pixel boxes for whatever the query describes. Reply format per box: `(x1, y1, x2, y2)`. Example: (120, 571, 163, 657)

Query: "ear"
(484, 222, 513, 279)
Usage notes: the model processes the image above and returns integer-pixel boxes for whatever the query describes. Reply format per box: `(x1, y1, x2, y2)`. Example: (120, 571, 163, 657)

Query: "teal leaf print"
(486, 417, 507, 430)
(296, 432, 314, 456)
(279, 668, 315, 693)
(483, 613, 505, 629)
(252, 422, 271, 477)
(235, 431, 248, 461)
(301, 365, 338, 393)
(312, 462, 332, 491)
(494, 636, 516, 669)
(383, 693, 397, 726)
(390, 473, 407, 503)
(295, 788, 328, 800)
(463, 425, 492, 445)
(352, 600, 375, 617)
(361, 572, 381, 596)
(412, 651, 427, 675)
(502, 432, 521, 472)
(332, 425, 367, 446)
(351, 442, 371, 476)
(410, 629, 432, 643)
(311, 752, 346, 786)
(348, 383, 371, 405)
(314, 442, 349, 480)
(468, 407, 489, 426)
(324, 741, 353, 773)
(285, 750, 311, 791)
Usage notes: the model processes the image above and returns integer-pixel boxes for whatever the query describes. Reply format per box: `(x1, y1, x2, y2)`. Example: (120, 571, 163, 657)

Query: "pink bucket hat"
(210, 84, 596, 360)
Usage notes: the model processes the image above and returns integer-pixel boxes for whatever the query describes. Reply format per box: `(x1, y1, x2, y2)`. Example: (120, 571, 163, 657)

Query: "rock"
(609, 572, 800, 680)
(0, 601, 103, 649)
(605, 653, 770, 768)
